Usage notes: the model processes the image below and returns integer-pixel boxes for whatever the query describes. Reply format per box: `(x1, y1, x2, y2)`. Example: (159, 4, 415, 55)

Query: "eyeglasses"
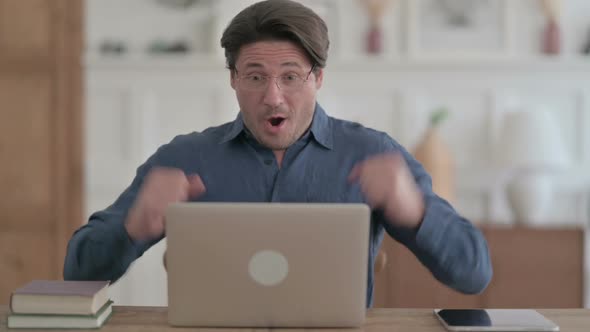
(234, 65, 316, 92)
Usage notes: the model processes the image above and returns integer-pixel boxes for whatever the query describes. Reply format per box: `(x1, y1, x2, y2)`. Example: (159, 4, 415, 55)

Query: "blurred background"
(1, 0, 589, 309)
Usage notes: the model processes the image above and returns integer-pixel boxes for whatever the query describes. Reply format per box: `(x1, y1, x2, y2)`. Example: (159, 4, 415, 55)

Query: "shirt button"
(264, 159, 273, 165)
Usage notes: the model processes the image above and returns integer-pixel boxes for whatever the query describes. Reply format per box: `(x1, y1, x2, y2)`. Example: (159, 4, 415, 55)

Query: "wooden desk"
(1, 306, 589, 331)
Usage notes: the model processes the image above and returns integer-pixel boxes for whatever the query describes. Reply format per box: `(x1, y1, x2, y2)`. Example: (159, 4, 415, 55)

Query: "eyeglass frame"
(232, 64, 317, 92)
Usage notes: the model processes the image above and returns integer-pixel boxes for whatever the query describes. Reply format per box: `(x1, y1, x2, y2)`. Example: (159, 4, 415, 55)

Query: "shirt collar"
(219, 103, 333, 150)
(309, 103, 333, 150)
(219, 112, 245, 144)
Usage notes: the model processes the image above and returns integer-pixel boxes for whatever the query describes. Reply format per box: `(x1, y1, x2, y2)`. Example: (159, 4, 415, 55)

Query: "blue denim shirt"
(64, 103, 492, 307)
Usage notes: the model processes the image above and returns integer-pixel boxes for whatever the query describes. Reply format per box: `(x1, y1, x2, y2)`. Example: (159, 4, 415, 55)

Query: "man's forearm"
(415, 196, 492, 293)
(384, 195, 493, 294)
(63, 218, 138, 282)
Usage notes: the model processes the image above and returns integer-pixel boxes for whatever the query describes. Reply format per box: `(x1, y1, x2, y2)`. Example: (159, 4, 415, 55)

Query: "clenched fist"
(125, 167, 206, 242)
(348, 153, 425, 229)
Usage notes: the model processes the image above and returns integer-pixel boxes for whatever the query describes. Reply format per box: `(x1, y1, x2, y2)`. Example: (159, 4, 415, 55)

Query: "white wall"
(85, 0, 590, 306)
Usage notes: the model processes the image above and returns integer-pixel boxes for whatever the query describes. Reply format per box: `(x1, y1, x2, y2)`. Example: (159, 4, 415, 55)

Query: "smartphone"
(434, 309, 559, 331)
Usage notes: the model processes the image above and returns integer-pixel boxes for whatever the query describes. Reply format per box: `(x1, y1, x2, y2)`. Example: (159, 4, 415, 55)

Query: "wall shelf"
(85, 53, 590, 72)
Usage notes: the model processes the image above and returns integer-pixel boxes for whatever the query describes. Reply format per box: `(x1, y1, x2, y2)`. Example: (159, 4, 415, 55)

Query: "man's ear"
(230, 70, 236, 90)
(314, 68, 324, 89)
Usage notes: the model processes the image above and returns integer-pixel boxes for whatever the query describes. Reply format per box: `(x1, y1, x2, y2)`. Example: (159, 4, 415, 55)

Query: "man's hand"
(125, 167, 206, 242)
(348, 153, 425, 229)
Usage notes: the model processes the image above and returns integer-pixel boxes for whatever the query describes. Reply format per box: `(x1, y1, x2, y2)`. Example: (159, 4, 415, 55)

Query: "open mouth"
(268, 116, 286, 127)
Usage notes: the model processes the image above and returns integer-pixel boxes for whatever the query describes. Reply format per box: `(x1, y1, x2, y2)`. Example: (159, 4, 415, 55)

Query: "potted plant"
(413, 108, 455, 204)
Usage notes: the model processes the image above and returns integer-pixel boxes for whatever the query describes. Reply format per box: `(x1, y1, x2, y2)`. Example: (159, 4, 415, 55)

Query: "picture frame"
(407, 0, 513, 60)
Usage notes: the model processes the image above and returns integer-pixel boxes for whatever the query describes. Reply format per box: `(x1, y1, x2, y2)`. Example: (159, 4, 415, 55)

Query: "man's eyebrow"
(243, 63, 265, 69)
(281, 62, 303, 69)
(240, 62, 304, 70)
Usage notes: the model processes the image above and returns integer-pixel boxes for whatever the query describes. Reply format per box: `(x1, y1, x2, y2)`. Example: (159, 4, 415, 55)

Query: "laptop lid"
(165, 202, 370, 328)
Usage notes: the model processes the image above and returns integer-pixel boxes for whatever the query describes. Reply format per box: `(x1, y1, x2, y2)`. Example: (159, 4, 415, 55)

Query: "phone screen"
(437, 309, 492, 327)
(434, 309, 559, 331)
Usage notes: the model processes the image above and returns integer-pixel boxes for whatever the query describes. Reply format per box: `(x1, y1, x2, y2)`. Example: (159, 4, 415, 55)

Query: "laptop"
(165, 202, 370, 328)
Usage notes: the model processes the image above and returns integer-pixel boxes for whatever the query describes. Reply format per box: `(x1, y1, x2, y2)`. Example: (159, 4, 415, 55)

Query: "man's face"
(231, 40, 323, 151)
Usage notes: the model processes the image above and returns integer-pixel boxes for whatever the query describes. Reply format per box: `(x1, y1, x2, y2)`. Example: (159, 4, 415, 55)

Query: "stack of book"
(8, 280, 112, 329)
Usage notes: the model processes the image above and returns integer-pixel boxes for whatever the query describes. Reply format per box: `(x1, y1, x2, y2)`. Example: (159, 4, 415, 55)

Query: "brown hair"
(220, 0, 329, 72)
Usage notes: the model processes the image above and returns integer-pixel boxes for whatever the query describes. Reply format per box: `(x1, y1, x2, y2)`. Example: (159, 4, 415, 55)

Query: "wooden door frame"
(52, 0, 84, 277)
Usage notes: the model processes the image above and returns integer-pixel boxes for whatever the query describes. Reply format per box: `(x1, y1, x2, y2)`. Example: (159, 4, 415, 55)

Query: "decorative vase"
(413, 114, 455, 204)
(359, 0, 391, 55)
(583, 27, 590, 55)
(506, 172, 552, 225)
(540, 0, 561, 55)
(542, 19, 561, 55)
(367, 23, 383, 54)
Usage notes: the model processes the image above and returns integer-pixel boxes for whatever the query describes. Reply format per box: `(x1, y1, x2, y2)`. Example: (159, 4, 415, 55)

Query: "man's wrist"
(383, 192, 425, 229)
(124, 207, 142, 242)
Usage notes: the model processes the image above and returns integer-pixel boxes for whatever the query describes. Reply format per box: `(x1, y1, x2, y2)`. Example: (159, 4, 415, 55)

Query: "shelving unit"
(84, 53, 590, 72)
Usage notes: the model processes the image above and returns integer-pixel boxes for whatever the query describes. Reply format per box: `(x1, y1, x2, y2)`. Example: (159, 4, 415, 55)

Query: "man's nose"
(262, 78, 284, 108)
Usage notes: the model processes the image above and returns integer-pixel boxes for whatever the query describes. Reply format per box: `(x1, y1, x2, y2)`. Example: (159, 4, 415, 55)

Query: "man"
(64, 0, 492, 307)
